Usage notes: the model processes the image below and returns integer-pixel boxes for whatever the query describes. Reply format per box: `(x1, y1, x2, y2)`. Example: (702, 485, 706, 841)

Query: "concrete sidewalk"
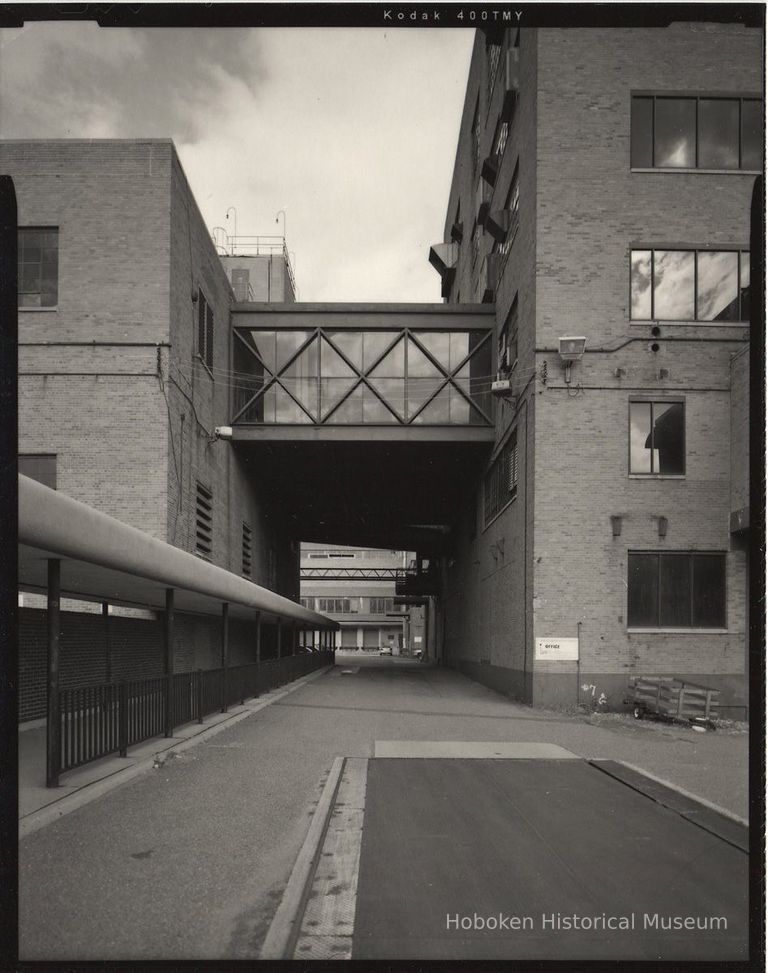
(18, 665, 332, 836)
(18, 656, 749, 961)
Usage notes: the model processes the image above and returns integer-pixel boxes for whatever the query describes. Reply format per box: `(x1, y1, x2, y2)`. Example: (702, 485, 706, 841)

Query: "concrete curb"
(19, 665, 333, 839)
(260, 756, 346, 960)
(611, 759, 749, 826)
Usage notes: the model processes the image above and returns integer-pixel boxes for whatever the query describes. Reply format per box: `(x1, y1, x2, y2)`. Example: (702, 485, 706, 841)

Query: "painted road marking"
(293, 758, 368, 960)
(373, 740, 578, 758)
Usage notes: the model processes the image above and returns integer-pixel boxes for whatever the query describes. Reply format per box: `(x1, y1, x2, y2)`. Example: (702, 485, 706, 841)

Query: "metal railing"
(55, 651, 334, 780)
(211, 228, 297, 298)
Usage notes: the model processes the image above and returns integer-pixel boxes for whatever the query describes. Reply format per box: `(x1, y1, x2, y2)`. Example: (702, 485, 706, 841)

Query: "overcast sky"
(0, 22, 473, 301)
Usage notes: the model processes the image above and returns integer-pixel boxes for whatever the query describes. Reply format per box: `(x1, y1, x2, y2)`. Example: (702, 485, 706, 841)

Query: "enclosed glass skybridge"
(231, 305, 495, 430)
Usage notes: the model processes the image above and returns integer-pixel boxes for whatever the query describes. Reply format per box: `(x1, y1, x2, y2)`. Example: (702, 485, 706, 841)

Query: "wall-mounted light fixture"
(558, 336, 587, 384)
(657, 516, 668, 538)
(610, 515, 623, 537)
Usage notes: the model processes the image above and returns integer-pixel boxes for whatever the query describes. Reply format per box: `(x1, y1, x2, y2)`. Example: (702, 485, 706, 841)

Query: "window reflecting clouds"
(654, 250, 694, 319)
(630, 251, 652, 319)
(697, 251, 739, 321)
(654, 99, 696, 167)
(631, 95, 762, 170)
(631, 249, 750, 322)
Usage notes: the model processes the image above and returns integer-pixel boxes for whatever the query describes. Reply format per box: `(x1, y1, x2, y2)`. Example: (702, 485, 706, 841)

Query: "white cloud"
(1, 23, 474, 301)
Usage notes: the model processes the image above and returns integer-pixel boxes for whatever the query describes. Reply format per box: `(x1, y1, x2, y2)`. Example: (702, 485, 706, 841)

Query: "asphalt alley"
(19, 656, 749, 961)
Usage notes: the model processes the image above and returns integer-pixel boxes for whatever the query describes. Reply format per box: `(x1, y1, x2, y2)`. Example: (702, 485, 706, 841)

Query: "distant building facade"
(300, 544, 425, 653)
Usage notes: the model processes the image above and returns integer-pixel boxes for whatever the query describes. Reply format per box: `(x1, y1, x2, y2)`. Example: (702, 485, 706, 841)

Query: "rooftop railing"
(211, 227, 297, 298)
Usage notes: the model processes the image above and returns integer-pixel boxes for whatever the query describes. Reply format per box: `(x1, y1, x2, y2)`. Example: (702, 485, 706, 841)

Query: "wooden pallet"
(626, 676, 720, 721)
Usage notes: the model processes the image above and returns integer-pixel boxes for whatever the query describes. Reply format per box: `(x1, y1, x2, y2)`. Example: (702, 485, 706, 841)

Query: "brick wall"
(441, 28, 537, 698)
(439, 25, 756, 710)
(4, 139, 173, 537)
(168, 151, 300, 597)
(530, 25, 756, 709)
(730, 346, 749, 515)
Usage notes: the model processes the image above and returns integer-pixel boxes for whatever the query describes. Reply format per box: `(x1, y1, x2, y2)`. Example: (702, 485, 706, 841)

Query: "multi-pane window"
(197, 290, 214, 371)
(317, 598, 355, 614)
(498, 165, 520, 259)
(242, 522, 252, 576)
(488, 41, 503, 101)
(628, 552, 726, 628)
(631, 95, 762, 170)
(498, 297, 518, 373)
(483, 431, 518, 526)
(629, 400, 685, 475)
(631, 249, 750, 322)
(195, 482, 213, 559)
(18, 228, 58, 307)
(370, 598, 395, 614)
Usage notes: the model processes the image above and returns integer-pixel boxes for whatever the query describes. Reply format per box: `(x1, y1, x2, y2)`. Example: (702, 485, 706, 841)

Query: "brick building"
(431, 25, 760, 715)
(7, 22, 761, 724)
(6, 139, 305, 720)
(299, 544, 426, 654)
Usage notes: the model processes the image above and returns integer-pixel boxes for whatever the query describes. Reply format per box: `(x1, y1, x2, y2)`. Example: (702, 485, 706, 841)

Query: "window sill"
(628, 474, 685, 480)
(627, 628, 729, 634)
(19, 306, 58, 312)
(631, 168, 761, 176)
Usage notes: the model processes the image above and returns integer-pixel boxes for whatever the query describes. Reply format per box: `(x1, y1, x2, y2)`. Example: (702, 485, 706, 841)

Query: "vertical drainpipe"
(221, 602, 229, 713)
(276, 617, 282, 659)
(164, 588, 175, 738)
(46, 559, 61, 788)
(255, 611, 261, 664)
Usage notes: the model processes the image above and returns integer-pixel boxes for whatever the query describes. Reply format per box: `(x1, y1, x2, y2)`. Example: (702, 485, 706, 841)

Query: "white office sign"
(535, 637, 579, 661)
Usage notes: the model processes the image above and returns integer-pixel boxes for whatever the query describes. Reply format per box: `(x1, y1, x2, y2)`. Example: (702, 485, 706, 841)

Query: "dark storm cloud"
(0, 24, 266, 141)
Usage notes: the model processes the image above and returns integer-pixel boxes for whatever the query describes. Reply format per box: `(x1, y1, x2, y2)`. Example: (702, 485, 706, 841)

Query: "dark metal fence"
(56, 651, 334, 778)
